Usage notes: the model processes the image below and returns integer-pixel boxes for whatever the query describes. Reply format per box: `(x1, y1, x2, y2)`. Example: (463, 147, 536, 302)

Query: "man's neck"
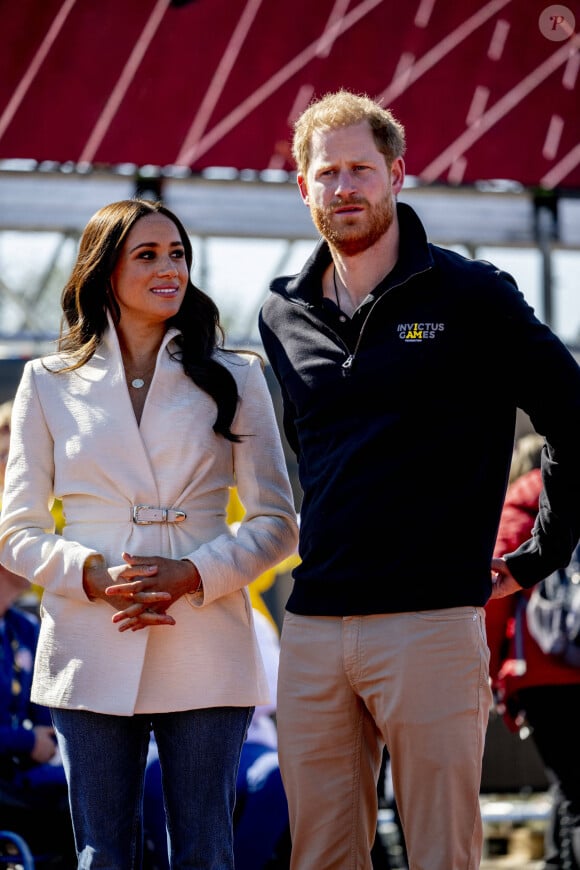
(325, 225, 400, 312)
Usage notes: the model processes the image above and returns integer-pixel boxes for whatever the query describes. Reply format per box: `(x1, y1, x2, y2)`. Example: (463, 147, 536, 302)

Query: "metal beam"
(1, 170, 579, 247)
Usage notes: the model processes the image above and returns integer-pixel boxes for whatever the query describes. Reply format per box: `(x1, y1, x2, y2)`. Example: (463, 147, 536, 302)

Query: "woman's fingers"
(105, 581, 169, 598)
(115, 609, 176, 632)
(111, 593, 170, 619)
(106, 554, 180, 631)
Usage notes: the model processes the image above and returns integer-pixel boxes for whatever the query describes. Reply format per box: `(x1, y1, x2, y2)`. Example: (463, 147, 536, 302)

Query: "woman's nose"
(157, 258, 178, 275)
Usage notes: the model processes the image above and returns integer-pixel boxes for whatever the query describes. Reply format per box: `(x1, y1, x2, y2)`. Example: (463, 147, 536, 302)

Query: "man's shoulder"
(430, 242, 505, 277)
(428, 243, 521, 304)
(259, 275, 298, 327)
(261, 238, 329, 313)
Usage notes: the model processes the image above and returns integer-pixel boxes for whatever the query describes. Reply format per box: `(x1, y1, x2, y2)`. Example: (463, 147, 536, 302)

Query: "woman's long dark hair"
(57, 198, 249, 442)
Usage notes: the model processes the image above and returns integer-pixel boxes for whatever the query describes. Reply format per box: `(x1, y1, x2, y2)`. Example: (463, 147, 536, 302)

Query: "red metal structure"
(1, 0, 579, 188)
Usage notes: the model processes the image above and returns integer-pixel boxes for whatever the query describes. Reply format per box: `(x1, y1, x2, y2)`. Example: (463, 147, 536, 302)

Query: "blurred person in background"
(0, 399, 13, 493)
(486, 432, 580, 869)
(0, 562, 74, 865)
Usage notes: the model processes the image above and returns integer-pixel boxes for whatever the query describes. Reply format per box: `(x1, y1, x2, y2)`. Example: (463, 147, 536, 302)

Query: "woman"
(0, 199, 298, 869)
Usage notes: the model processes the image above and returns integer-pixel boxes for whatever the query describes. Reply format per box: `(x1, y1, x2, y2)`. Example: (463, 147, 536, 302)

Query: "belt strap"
(132, 505, 186, 525)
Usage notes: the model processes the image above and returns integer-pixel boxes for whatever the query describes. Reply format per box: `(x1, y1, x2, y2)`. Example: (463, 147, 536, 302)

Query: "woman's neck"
(116, 324, 165, 370)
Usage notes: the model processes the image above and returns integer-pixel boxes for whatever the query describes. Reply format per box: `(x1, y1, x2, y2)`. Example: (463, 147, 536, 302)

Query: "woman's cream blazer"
(0, 322, 298, 715)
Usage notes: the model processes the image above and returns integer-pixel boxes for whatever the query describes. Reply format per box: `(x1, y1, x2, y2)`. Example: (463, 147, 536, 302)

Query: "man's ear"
(297, 174, 309, 205)
(390, 157, 405, 195)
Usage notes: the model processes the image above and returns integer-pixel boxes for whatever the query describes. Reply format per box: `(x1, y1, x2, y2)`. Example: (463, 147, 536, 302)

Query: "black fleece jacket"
(258, 203, 580, 616)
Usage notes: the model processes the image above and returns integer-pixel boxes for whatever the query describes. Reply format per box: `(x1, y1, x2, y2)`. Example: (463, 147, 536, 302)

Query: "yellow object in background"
(28, 498, 65, 601)
(227, 487, 299, 629)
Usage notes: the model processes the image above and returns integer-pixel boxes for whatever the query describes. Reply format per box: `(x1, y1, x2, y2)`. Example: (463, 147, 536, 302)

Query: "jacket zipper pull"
(341, 355, 354, 376)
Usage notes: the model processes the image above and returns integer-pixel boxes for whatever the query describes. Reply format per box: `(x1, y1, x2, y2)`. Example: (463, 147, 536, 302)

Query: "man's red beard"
(311, 194, 396, 256)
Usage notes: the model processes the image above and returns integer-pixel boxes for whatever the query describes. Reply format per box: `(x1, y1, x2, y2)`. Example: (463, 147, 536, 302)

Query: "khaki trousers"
(277, 607, 492, 870)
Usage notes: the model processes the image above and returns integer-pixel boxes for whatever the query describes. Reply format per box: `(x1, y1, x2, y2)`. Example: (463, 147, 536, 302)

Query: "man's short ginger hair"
(292, 89, 406, 178)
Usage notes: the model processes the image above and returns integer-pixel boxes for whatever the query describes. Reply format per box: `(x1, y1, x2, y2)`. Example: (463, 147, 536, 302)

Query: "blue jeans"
(51, 706, 252, 869)
(144, 740, 290, 870)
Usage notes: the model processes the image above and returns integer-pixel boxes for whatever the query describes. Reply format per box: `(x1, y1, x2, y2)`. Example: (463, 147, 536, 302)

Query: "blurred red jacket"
(486, 467, 580, 730)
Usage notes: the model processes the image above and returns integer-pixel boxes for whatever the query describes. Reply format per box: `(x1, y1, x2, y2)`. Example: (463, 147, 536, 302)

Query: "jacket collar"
(102, 309, 182, 362)
(272, 201, 434, 304)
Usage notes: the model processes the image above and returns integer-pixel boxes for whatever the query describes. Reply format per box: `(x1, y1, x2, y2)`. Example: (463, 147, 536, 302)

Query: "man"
(258, 89, 580, 870)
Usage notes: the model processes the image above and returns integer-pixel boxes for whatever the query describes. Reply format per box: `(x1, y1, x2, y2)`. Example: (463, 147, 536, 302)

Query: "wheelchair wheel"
(0, 831, 35, 870)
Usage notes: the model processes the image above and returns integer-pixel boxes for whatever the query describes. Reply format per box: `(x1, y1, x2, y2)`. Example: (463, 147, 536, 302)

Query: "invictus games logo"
(539, 5, 576, 41)
(398, 322, 445, 342)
